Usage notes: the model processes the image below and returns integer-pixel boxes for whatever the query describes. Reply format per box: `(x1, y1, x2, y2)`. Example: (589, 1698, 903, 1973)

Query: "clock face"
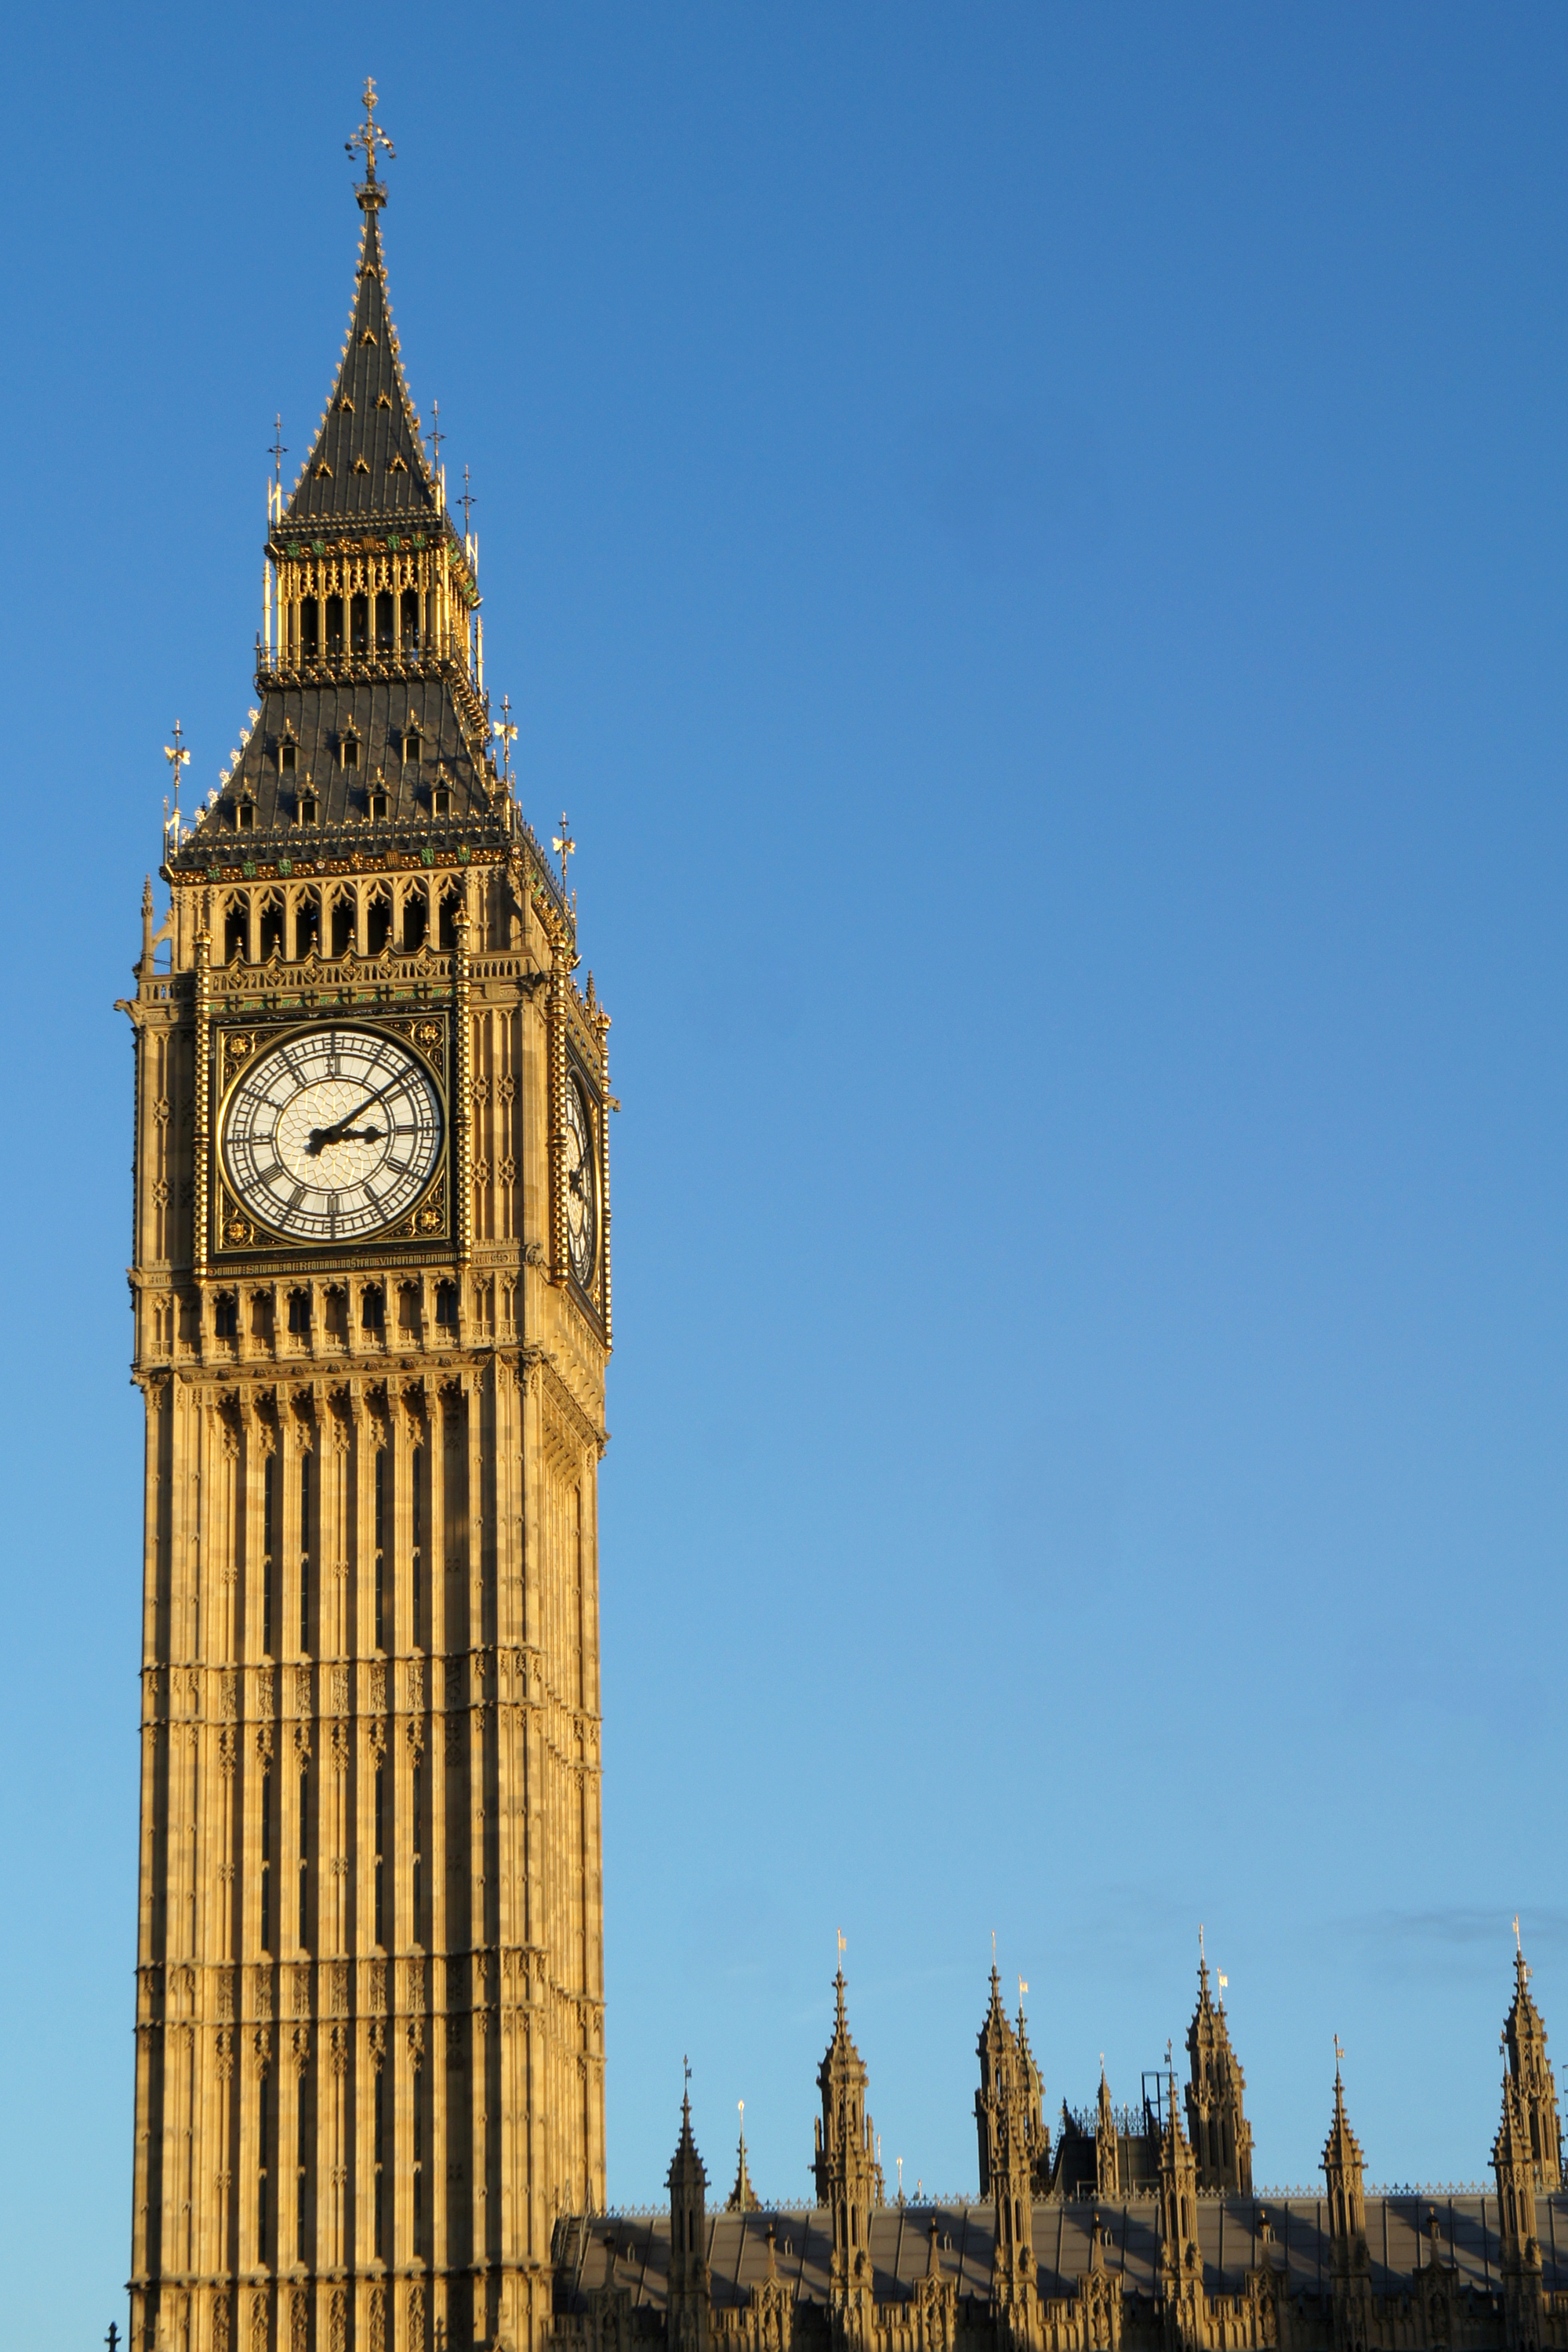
(222, 1025, 444, 1244)
(563, 1076, 597, 1287)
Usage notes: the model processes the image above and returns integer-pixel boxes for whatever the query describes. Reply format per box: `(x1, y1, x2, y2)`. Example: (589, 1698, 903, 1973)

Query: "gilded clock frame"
(208, 1008, 454, 1265)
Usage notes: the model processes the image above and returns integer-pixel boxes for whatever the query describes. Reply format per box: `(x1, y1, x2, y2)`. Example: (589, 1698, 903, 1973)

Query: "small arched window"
(259, 898, 285, 960)
(223, 900, 248, 964)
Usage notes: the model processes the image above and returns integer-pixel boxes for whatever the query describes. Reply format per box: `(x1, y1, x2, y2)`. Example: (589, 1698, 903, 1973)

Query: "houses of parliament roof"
(550, 1941, 1568, 2352)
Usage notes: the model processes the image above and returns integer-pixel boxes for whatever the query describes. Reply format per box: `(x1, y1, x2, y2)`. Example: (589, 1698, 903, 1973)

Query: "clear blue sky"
(2, 5, 1564, 2338)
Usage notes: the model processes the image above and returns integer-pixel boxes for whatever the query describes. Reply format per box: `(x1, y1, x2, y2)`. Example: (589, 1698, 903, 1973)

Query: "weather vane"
(492, 693, 517, 780)
(347, 78, 395, 183)
(837, 1928, 847, 1966)
(1018, 1975, 1029, 2002)
(1334, 2034, 1345, 2076)
(554, 812, 575, 891)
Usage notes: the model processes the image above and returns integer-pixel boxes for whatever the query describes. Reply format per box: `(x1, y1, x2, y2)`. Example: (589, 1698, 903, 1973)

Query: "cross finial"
(554, 812, 576, 890)
(107, 2327, 121, 2352)
(461, 463, 477, 538)
(347, 77, 395, 184)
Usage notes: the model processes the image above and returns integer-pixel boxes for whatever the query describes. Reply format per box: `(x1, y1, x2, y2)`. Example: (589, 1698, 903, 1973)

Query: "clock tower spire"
(122, 94, 612, 2352)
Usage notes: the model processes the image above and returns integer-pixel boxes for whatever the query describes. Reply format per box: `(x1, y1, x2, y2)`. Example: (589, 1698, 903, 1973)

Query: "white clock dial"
(222, 1025, 444, 1244)
(563, 1076, 597, 1287)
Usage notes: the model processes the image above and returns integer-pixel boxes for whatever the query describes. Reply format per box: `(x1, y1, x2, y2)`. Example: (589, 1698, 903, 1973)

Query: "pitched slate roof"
(284, 186, 441, 527)
(554, 2192, 1568, 2316)
(167, 675, 502, 872)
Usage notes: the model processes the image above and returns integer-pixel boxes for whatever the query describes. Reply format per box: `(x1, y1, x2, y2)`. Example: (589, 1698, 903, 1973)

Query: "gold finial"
(554, 812, 576, 892)
(1018, 1976, 1029, 2002)
(347, 77, 395, 184)
(492, 694, 517, 780)
(1334, 2034, 1345, 2079)
(837, 1928, 847, 1963)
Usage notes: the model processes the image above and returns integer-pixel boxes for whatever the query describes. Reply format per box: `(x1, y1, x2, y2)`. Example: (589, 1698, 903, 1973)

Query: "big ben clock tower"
(122, 86, 610, 2352)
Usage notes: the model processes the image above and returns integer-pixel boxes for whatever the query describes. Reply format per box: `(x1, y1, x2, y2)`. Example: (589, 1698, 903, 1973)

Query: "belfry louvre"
(123, 85, 1563, 2352)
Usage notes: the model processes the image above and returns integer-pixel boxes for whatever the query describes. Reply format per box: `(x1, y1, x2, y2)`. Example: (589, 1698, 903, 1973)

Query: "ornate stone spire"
(975, 1966, 1049, 2202)
(982, 1973, 1043, 2351)
(1184, 1931, 1253, 2194)
(1095, 2062, 1120, 2200)
(667, 2081, 710, 2352)
(1503, 1929, 1563, 2186)
(726, 2104, 760, 2213)
(814, 1964, 883, 2339)
(1321, 2050, 1368, 2262)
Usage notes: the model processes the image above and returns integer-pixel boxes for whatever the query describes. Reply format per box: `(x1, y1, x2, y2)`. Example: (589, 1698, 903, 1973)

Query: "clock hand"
(307, 1077, 401, 1155)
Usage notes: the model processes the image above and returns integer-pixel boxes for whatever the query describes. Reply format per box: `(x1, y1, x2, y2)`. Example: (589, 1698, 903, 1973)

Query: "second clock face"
(222, 1025, 444, 1244)
(563, 1076, 597, 1287)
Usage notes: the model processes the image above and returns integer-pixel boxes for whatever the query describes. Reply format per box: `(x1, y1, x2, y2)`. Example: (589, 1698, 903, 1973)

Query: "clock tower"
(122, 86, 610, 2352)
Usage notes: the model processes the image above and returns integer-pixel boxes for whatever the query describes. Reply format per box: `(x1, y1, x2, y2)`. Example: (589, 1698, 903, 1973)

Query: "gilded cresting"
(122, 85, 610, 2352)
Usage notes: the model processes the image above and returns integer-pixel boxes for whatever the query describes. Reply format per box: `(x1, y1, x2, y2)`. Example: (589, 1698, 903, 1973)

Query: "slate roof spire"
(284, 82, 443, 528)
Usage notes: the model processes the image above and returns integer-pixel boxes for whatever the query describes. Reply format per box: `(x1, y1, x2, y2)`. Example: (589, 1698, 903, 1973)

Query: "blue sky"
(1, 5, 1564, 2338)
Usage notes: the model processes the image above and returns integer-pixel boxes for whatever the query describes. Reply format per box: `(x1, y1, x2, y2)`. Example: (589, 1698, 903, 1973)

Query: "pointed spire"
(1185, 1928, 1253, 2194)
(726, 2102, 760, 2213)
(1322, 2048, 1363, 2176)
(282, 113, 443, 528)
(668, 2068, 708, 2195)
(1502, 1926, 1561, 2181)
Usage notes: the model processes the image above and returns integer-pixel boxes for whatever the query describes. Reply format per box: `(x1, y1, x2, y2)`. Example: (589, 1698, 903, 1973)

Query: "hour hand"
(307, 1121, 382, 1153)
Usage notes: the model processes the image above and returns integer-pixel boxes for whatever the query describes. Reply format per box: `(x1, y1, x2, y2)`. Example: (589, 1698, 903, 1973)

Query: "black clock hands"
(306, 1076, 400, 1157)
